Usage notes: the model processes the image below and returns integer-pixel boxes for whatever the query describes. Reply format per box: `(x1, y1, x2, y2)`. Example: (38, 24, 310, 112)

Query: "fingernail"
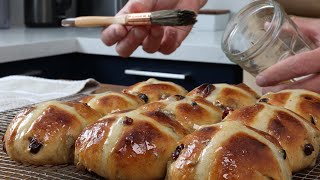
(256, 74, 266, 86)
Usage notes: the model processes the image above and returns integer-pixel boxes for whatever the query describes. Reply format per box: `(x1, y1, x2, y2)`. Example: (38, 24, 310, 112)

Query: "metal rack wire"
(0, 94, 319, 179)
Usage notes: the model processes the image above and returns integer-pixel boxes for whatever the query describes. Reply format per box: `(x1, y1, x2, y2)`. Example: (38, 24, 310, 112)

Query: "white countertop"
(0, 27, 233, 65)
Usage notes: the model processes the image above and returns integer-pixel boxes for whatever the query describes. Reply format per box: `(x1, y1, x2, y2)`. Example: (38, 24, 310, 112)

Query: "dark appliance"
(24, 0, 73, 27)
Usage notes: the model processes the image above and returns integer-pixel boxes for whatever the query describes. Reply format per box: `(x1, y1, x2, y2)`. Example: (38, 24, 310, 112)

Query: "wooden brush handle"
(74, 16, 126, 27)
(198, 9, 230, 15)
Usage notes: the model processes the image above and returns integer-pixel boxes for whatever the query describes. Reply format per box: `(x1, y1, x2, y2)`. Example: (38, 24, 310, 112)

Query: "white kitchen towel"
(0, 75, 100, 112)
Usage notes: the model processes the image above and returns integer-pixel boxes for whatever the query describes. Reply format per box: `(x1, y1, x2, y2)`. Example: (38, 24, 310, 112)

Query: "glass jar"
(222, 0, 317, 77)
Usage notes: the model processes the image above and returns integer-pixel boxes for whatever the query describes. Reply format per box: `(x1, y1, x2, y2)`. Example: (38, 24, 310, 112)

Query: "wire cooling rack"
(0, 94, 319, 179)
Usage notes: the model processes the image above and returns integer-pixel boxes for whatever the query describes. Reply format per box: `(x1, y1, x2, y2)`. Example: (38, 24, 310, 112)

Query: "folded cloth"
(0, 75, 100, 112)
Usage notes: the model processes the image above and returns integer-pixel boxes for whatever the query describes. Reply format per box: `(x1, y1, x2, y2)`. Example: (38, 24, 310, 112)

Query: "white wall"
(203, 0, 252, 14)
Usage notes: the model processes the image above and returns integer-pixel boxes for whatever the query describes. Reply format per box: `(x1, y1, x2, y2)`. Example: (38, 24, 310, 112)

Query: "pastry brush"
(61, 10, 197, 27)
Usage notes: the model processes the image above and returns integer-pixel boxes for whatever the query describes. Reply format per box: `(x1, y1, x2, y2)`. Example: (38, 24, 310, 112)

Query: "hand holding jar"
(256, 16, 320, 94)
(222, 0, 319, 94)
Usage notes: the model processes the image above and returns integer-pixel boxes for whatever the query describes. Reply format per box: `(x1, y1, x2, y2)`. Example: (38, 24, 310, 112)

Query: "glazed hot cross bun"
(166, 121, 292, 180)
(224, 102, 320, 172)
(75, 109, 188, 180)
(123, 78, 188, 103)
(3, 101, 102, 165)
(80, 91, 146, 115)
(260, 89, 320, 130)
(139, 95, 223, 132)
(187, 83, 260, 113)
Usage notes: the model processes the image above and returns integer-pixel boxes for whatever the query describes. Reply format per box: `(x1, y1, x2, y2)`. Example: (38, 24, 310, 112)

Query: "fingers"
(115, 27, 149, 57)
(262, 73, 320, 94)
(159, 26, 192, 54)
(159, 27, 179, 54)
(101, 24, 128, 46)
(256, 48, 320, 86)
(101, 0, 157, 44)
(101, 0, 199, 56)
(199, 0, 208, 8)
(142, 26, 164, 53)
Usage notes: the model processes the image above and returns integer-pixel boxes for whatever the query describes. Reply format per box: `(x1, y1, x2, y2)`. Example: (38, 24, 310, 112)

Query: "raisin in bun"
(167, 121, 291, 180)
(224, 102, 320, 172)
(139, 95, 222, 132)
(123, 78, 188, 103)
(260, 89, 320, 130)
(80, 91, 146, 115)
(75, 109, 188, 180)
(187, 83, 260, 112)
(3, 101, 101, 165)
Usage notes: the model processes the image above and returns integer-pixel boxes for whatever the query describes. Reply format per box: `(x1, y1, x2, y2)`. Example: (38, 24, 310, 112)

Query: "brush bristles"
(150, 10, 197, 26)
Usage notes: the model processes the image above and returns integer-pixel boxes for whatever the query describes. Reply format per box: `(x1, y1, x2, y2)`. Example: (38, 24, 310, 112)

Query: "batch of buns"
(2, 78, 320, 180)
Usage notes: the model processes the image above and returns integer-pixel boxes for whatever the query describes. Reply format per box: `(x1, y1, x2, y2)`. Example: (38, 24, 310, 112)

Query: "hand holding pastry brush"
(61, 10, 197, 27)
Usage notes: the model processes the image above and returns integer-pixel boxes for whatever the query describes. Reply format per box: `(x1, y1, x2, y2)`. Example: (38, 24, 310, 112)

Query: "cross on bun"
(3, 101, 102, 165)
(166, 121, 292, 180)
(224, 102, 320, 172)
(123, 78, 188, 103)
(259, 89, 320, 130)
(138, 95, 222, 132)
(187, 83, 260, 111)
(80, 91, 146, 115)
(75, 109, 188, 180)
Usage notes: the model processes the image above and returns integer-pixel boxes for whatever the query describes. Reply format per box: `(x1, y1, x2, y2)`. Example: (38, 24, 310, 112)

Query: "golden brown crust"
(168, 126, 220, 179)
(261, 92, 291, 106)
(4, 107, 35, 147)
(31, 105, 80, 138)
(139, 101, 167, 112)
(80, 96, 94, 104)
(62, 102, 101, 122)
(173, 97, 222, 131)
(217, 86, 257, 109)
(190, 83, 216, 98)
(225, 103, 320, 172)
(3, 101, 101, 165)
(224, 104, 265, 124)
(260, 89, 320, 130)
(123, 78, 188, 102)
(80, 92, 145, 115)
(138, 96, 222, 132)
(167, 121, 291, 180)
(209, 133, 285, 179)
(142, 111, 189, 136)
(75, 110, 188, 180)
(235, 83, 260, 99)
(187, 83, 260, 110)
(75, 117, 116, 171)
(108, 120, 178, 179)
